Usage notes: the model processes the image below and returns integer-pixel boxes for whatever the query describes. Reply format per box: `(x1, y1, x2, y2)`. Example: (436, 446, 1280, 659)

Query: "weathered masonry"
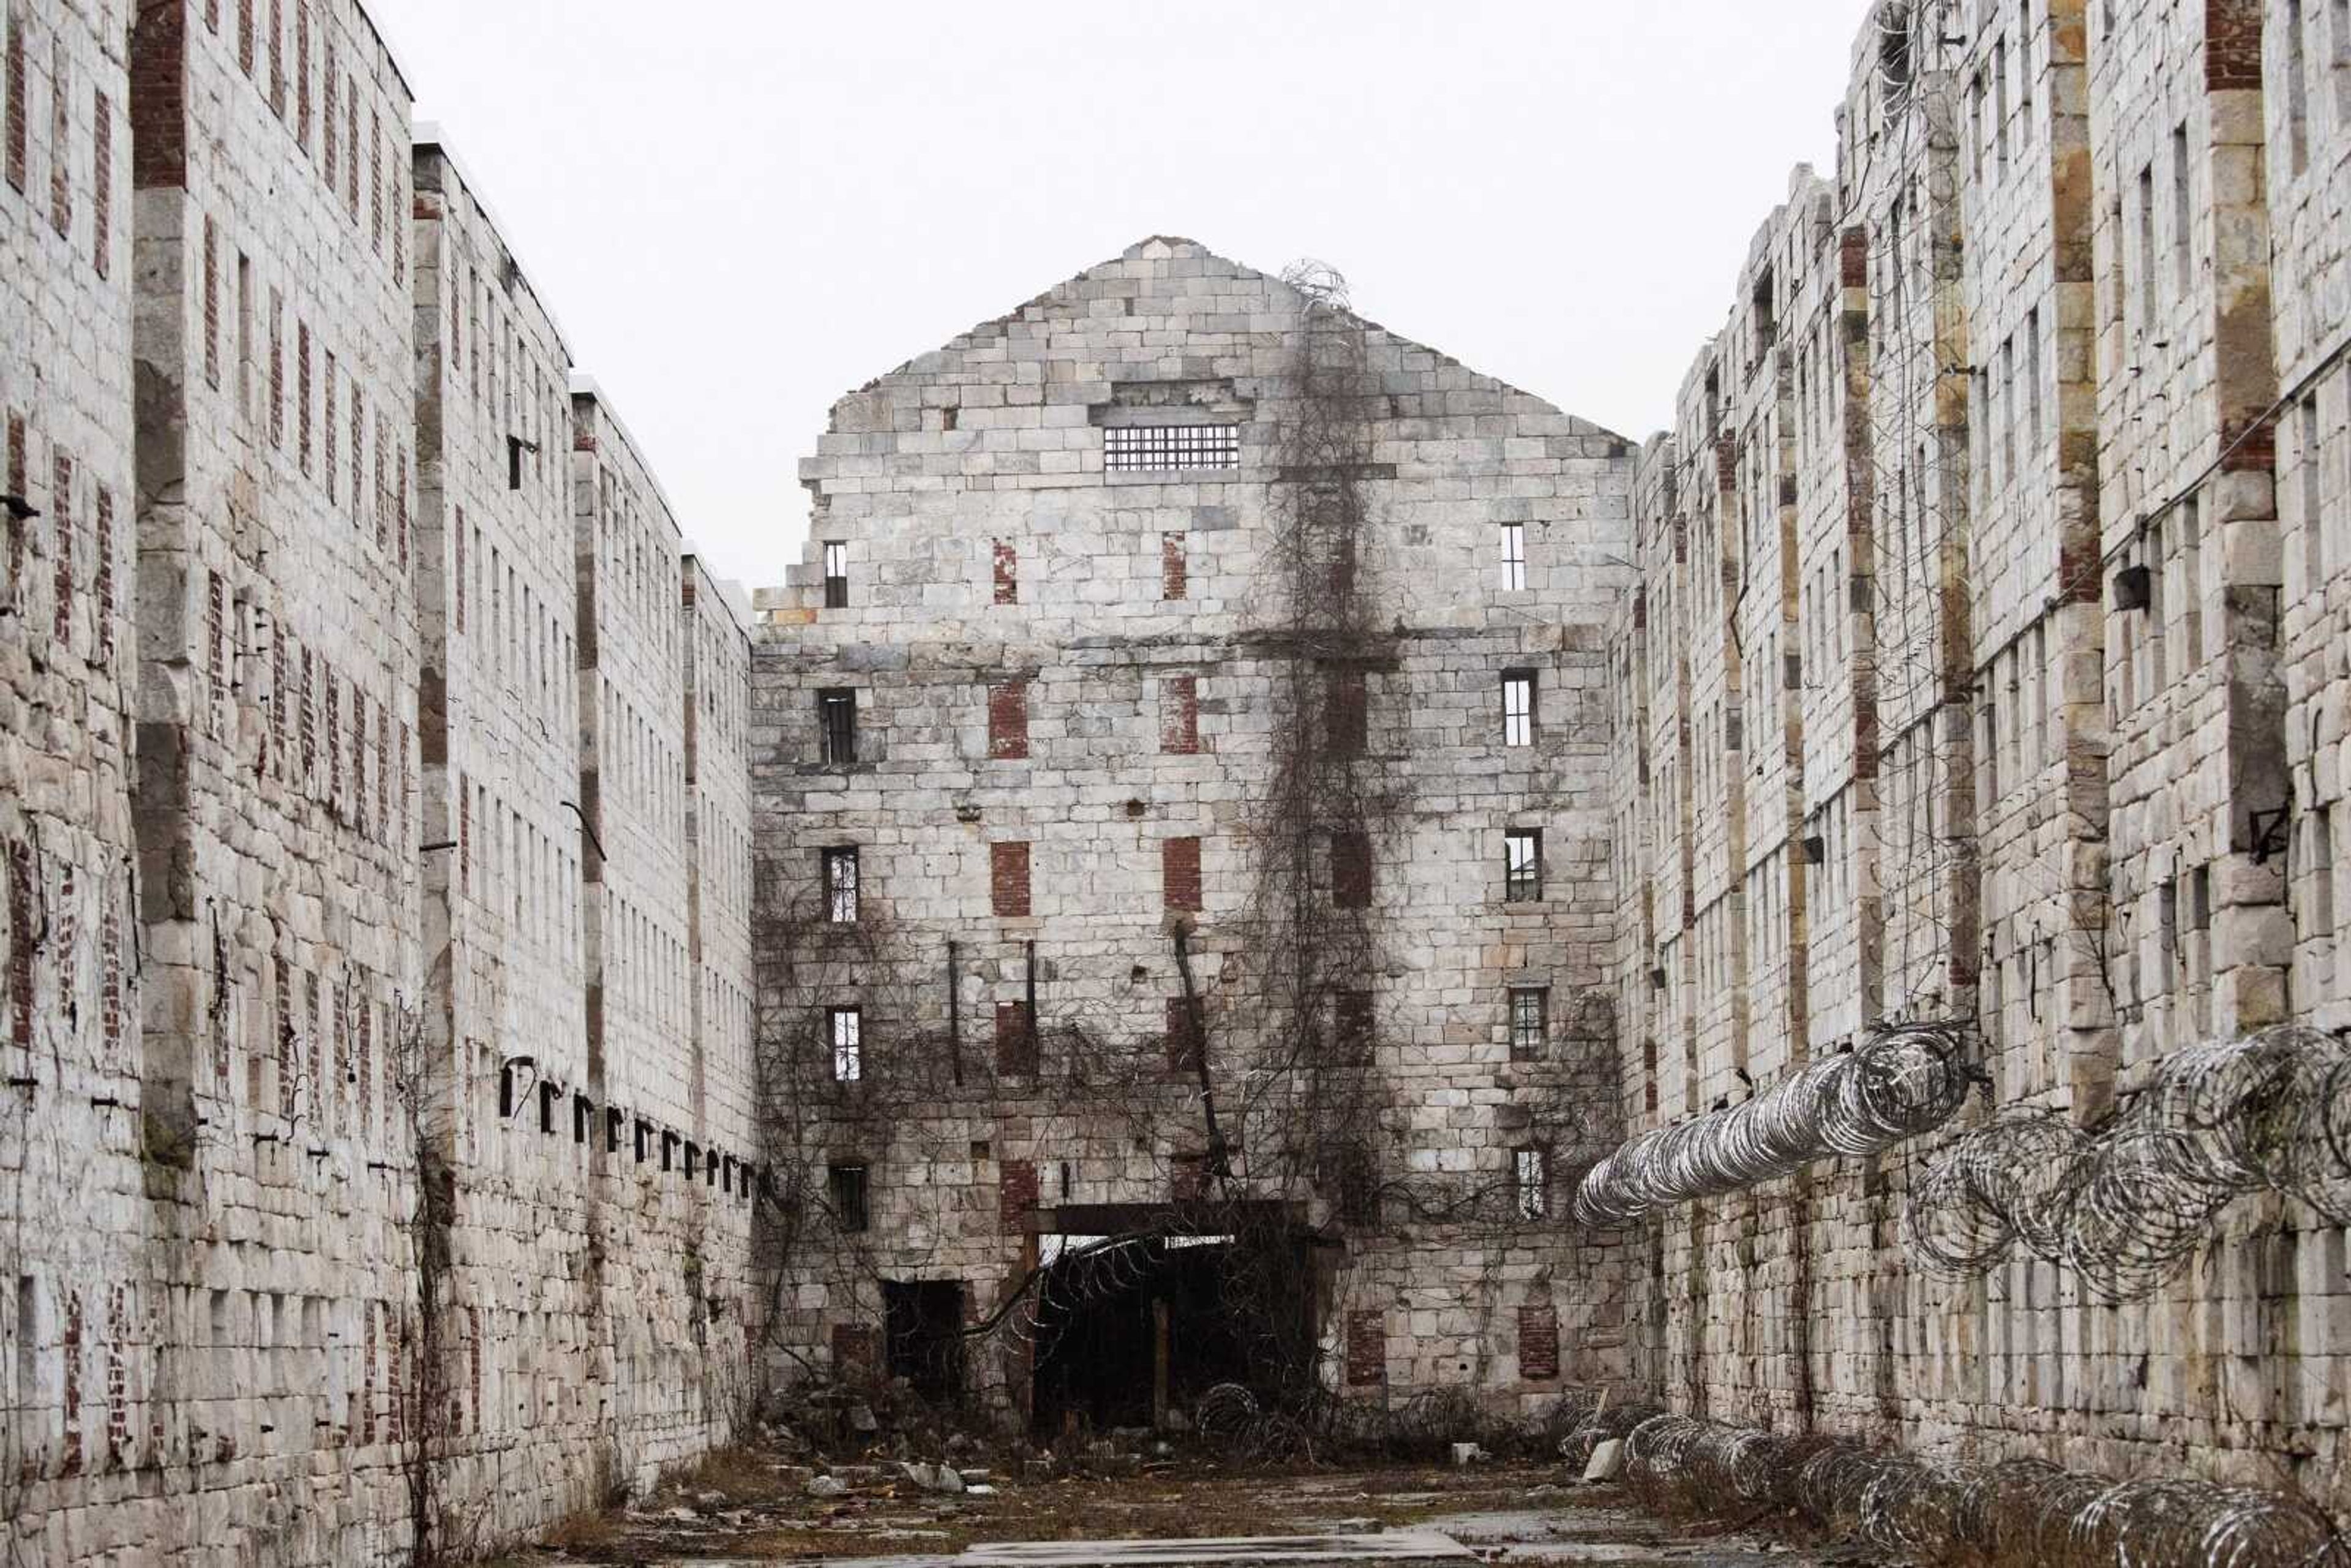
(1610, 0, 2351, 1517)
(749, 239, 1637, 1431)
(1, 4, 757, 1564)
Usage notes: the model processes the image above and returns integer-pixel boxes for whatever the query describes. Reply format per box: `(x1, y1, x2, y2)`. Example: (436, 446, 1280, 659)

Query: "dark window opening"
(828, 1163, 869, 1232)
(823, 846, 860, 923)
(819, 688, 858, 765)
(1325, 668, 1367, 757)
(1504, 830, 1543, 902)
(1332, 831, 1373, 910)
(885, 1280, 966, 1405)
(1166, 997, 1203, 1076)
(996, 1000, 1037, 1076)
(1333, 989, 1374, 1057)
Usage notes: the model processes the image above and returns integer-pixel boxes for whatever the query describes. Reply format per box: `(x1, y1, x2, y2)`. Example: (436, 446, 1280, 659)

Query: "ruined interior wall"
(1616, 0, 2351, 1513)
(750, 236, 1635, 1426)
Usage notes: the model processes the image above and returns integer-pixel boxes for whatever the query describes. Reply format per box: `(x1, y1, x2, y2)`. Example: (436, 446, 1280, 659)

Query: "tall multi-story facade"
(1613, 0, 2351, 1512)
(0, 6, 758, 1563)
(749, 238, 1638, 1429)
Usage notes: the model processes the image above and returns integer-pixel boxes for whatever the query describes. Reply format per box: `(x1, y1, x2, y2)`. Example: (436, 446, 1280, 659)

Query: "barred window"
(1503, 670, 1537, 747)
(822, 847, 860, 923)
(827, 1162, 869, 1231)
(1104, 424, 1240, 473)
(1509, 987, 1548, 1060)
(1515, 1146, 1549, 1220)
(1504, 830, 1543, 902)
(1501, 522, 1528, 590)
(829, 1007, 863, 1082)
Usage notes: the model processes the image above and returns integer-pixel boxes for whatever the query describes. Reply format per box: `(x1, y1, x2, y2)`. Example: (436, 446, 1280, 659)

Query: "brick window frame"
(1162, 836, 1202, 912)
(1160, 675, 1199, 754)
(994, 1000, 1036, 1076)
(1344, 1310, 1385, 1387)
(1518, 1304, 1560, 1381)
(990, 841, 1031, 918)
(987, 679, 1029, 760)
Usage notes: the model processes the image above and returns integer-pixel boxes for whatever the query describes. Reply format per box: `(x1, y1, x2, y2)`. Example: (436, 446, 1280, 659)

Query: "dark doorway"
(883, 1280, 966, 1405)
(1029, 1231, 1310, 1439)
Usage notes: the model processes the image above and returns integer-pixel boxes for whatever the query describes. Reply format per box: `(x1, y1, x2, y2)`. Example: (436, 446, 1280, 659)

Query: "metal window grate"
(829, 1007, 863, 1082)
(823, 847, 860, 923)
(1509, 988, 1548, 1057)
(1104, 424, 1240, 473)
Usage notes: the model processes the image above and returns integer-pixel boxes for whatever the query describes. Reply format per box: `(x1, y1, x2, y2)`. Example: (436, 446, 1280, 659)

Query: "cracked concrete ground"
(499, 1452, 1884, 1567)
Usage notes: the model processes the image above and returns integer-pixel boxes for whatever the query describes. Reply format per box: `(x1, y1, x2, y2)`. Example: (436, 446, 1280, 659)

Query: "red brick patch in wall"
(1000, 1158, 1039, 1231)
(1163, 836, 1202, 912)
(993, 538, 1018, 604)
(1344, 1309, 1385, 1386)
(4, 9, 26, 193)
(94, 486, 114, 668)
(9, 839, 34, 1049)
(1162, 533, 1187, 601)
(1518, 1304, 1560, 1382)
(991, 841, 1030, 917)
(988, 680, 1029, 760)
(2205, 0, 2265, 89)
(61, 1289, 84, 1474)
(1326, 669, 1367, 755)
(1161, 675, 1199, 754)
(995, 1000, 1035, 1075)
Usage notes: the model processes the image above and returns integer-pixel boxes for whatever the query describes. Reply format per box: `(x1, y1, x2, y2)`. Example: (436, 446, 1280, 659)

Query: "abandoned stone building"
(10, 0, 2351, 1562)
(748, 238, 1640, 1435)
(2, 3, 757, 1564)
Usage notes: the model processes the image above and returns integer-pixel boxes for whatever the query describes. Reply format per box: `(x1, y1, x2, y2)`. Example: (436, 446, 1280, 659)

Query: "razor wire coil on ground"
(1614, 1411, 2351, 1567)
(1570, 1021, 1973, 1228)
(1907, 1025, 2351, 1302)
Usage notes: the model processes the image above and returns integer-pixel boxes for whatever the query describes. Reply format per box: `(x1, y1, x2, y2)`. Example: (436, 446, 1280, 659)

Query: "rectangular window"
(237, 253, 255, 421)
(1160, 674, 1199, 754)
(1332, 989, 1373, 1056)
(2138, 163, 2158, 331)
(2312, 805, 2338, 939)
(1514, 1146, 1549, 1220)
(1504, 830, 1543, 902)
(1165, 998, 1202, 1075)
(1500, 522, 1528, 590)
(1509, 987, 1548, 1060)
(1331, 831, 1372, 910)
(818, 688, 857, 765)
(994, 1000, 1035, 1076)
(828, 1007, 862, 1082)
(827, 1163, 869, 1232)
(1325, 667, 1367, 756)
(2290, 0, 2313, 174)
(2025, 307, 2044, 456)
(1502, 670, 1537, 746)
(823, 541, 848, 609)
(2172, 123, 2193, 298)
(822, 847, 859, 924)
(1103, 424, 1239, 473)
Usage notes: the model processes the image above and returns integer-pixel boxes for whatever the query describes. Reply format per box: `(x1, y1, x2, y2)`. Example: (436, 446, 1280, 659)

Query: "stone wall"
(0, 4, 760, 1563)
(748, 236, 1637, 1428)
(1613, 0, 2351, 1513)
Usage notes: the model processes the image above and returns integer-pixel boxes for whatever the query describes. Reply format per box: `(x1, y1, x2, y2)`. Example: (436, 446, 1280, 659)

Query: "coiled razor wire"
(1572, 1021, 1973, 1227)
(1908, 1025, 2351, 1301)
(1618, 1412, 2351, 1567)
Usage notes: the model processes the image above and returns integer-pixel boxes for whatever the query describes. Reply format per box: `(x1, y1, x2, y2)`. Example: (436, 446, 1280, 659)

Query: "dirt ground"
(492, 1443, 1884, 1567)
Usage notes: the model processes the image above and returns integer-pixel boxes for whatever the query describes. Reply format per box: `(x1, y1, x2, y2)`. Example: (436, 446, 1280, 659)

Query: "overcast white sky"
(370, 1, 1868, 591)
